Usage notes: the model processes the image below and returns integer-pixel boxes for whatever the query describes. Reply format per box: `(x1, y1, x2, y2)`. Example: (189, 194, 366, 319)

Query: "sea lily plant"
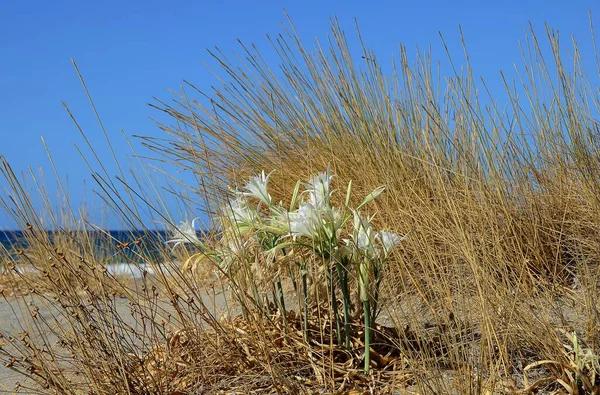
(168, 167, 406, 373)
(167, 217, 204, 251)
(346, 211, 407, 372)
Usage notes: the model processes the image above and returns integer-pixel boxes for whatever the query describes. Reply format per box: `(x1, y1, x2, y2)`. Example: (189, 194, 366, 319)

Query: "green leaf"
(265, 242, 296, 257)
(260, 224, 287, 236)
(359, 258, 370, 302)
(344, 180, 353, 208)
(357, 185, 386, 210)
(289, 180, 302, 211)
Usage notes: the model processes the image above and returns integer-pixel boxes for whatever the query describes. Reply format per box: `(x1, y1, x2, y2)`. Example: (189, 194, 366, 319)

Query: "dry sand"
(0, 283, 231, 394)
(0, 295, 142, 394)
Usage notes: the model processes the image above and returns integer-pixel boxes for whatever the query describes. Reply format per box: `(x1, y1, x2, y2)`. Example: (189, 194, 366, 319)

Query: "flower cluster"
(347, 211, 407, 260)
(281, 167, 344, 257)
(168, 167, 406, 270)
(166, 167, 407, 373)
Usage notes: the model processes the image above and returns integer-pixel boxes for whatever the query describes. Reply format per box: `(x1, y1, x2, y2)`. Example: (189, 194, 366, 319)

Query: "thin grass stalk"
(326, 260, 342, 346)
(287, 265, 298, 293)
(363, 299, 372, 374)
(270, 286, 277, 306)
(302, 268, 310, 342)
(252, 281, 265, 318)
(239, 295, 249, 321)
(296, 260, 311, 342)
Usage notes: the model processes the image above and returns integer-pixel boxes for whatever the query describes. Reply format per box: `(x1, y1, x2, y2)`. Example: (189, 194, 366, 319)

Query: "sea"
(0, 229, 171, 264)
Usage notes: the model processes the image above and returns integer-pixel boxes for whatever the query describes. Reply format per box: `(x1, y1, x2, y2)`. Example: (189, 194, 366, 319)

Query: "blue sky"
(0, 0, 598, 229)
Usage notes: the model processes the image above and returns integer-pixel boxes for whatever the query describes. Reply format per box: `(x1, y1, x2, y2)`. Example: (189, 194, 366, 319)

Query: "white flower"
(304, 166, 333, 210)
(284, 201, 343, 242)
(224, 196, 258, 233)
(281, 166, 344, 242)
(347, 211, 407, 259)
(167, 217, 202, 249)
(240, 170, 273, 205)
(351, 211, 378, 258)
(288, 203, 321, 239)
(376, 231, 406, 257)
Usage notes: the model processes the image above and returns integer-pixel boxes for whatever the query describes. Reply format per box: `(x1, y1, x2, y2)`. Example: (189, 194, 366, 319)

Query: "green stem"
(336, 260, 351, 349)
(271, 286, 277, 309)
(276, 275, 287, 325)
(363, 299, 371, 374)
(371, 266, 382, 325)
(282, 248, 298, 296)
(288, 266, 298, 293)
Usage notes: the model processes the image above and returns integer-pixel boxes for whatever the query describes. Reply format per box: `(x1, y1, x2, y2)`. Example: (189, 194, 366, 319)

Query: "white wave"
(105, 263, 155, 279)
(10, 262, 156, 279)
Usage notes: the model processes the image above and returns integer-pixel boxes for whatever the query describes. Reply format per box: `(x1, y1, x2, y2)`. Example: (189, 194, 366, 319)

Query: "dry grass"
(2, 16, 600, 394)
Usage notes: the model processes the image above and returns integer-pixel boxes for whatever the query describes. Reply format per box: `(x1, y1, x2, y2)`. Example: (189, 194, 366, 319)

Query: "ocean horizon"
(0, 229, 175, 264)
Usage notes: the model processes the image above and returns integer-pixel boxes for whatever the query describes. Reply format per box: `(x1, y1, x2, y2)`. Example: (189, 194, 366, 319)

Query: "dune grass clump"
(143, 17, 600, 392)
(2, 15, 600, 394)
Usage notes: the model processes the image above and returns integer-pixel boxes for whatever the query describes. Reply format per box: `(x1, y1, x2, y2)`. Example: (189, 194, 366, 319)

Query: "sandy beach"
(0, 295, 140, 394)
